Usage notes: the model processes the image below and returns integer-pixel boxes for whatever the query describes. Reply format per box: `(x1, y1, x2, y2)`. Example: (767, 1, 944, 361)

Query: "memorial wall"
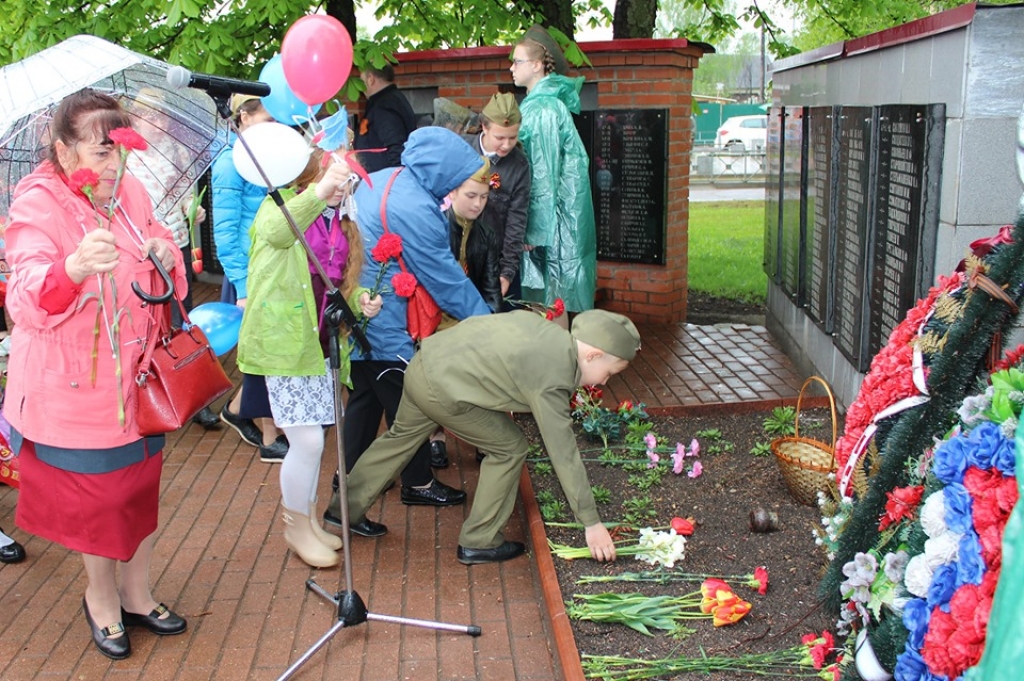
(766, 103, 944, 371)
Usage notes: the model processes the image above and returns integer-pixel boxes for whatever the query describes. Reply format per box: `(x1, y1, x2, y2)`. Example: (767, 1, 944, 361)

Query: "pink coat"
(3, 161, 187, 449)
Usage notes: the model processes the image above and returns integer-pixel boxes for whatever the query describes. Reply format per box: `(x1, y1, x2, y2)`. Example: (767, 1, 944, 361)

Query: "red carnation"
(371, 233, 403, 263)
(68, 168, 100, 197)
(878, 485, 924, 531)
(552, 298, 565, 317)
(753, 565, 769, 595)
(391, 271, 417, 297)
(108, 127, 147, 152)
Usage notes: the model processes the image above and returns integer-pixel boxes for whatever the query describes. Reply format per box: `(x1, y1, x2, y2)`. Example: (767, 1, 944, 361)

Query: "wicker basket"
(771, 376, 837, 507)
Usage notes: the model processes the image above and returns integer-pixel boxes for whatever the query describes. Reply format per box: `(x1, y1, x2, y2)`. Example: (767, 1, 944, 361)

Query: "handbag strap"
(136, 297, 191, 383)
(379, 167, 411, 275)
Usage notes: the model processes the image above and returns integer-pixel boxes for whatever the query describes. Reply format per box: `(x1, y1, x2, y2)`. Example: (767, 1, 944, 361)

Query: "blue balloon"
(189, 302, 243, 356)
(259, 55, 321, 125)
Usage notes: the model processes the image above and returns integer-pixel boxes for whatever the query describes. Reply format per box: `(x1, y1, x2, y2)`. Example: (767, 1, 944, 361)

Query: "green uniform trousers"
(346, 353, 532, 549)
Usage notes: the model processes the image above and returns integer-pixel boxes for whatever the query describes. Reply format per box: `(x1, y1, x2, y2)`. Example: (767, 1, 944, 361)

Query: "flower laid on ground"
(576, 566, 770, 595)
(670, 516, 695, 536)
(503, 295, 565, 320)
(569, 384, 650, 449)
(579, 629, 839, 679)
(567, 578, 752, 636)
(634, 528, 686, 568)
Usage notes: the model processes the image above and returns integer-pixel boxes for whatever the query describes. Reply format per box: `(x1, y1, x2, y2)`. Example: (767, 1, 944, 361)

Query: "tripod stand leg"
(275, 618, 348, 681)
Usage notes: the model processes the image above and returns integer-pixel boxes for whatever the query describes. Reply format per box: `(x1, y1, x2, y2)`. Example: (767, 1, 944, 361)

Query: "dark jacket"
(445, 208, 502, 312)
(355, 84, 417, 173)
(353, 127, 492, 363)
(463, 133, 531, 282)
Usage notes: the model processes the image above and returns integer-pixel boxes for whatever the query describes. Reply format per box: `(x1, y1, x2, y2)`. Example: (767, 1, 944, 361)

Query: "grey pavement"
(689, 184, 767, 202)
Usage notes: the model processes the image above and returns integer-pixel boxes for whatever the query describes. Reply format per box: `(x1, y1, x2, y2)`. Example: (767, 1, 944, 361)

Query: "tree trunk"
(612, 0, 658, 39)
(520, 0, 575, 39)
(325, 0, 356, 43)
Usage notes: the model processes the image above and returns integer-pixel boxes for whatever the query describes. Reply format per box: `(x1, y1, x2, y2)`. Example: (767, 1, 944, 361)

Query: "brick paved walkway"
(0, 285, 809, 680)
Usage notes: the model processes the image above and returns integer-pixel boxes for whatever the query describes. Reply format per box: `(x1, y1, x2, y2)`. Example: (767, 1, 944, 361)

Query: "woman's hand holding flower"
(359, 291, 383, 319)
(66, 229, 118, 283)
(142, 237, 177, 272)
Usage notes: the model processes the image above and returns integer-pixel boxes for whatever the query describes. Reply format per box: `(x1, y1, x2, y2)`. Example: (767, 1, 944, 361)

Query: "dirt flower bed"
(522, 405, 843, 680)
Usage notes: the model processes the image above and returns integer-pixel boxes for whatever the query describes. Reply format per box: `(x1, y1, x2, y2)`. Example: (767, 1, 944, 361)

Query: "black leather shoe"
(401, 479, 466, 507)
(83, 597, 131, 660)
(457, 541, 527, 565)
(121, 603, 187, 635)
(220, 404, 262, 447)
(429, 440, 449, 469)
(350, 517, 388, 537)
(120, 602, 187, 634)
(0, 538, 25, 564)
(259, 434, 289, 463)
(191, 406, 221, 430)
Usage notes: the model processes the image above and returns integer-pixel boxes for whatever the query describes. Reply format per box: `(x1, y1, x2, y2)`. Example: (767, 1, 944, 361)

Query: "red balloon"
(281, 15, 354, 106)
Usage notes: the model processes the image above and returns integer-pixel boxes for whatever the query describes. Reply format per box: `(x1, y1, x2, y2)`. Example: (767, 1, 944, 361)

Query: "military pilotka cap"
(481, 93, 521, 126)
(467, 156, 491, 184)
(523, 24, 570, 76)
(571, 310, 642, 361)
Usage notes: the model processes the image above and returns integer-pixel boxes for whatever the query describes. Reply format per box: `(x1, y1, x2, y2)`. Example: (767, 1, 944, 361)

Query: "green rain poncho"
(518, 73, 597, 312)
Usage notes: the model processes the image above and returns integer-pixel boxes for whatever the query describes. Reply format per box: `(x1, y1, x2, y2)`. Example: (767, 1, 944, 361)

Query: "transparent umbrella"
(0, 34, 228, 219)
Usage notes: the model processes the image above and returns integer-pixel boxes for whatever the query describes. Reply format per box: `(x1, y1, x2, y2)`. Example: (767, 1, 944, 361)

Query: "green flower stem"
(582, 646, 820, 679)
(577, 570, 756, 586)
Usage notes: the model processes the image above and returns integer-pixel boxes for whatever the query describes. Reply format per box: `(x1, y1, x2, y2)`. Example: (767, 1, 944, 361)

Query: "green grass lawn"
(688, 200, 767, 304)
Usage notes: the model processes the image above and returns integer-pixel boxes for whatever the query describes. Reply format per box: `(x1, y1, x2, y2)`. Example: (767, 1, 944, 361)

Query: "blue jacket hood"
(400, 127, 485, 201)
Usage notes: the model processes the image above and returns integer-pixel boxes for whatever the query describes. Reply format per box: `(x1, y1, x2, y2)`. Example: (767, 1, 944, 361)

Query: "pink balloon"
(281, 15, 354, 106)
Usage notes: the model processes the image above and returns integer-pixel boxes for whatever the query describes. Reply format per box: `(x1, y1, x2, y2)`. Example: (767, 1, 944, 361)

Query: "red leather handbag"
(381, 169, 442, 341)
(134, 298, 233, 436)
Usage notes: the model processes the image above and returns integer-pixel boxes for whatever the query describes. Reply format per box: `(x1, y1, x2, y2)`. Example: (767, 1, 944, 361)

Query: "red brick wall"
(376, 40, 708, 324)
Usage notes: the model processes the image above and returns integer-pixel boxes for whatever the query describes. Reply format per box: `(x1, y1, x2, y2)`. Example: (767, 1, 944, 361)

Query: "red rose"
(371, 233, 403, 263)
(108, 127, 148, 152)
(390, 271, 417, 297)
(67, 168, 100, 196)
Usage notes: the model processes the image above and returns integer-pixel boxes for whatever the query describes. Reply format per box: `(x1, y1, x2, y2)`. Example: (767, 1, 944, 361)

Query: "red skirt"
(15, 440, 162, 561)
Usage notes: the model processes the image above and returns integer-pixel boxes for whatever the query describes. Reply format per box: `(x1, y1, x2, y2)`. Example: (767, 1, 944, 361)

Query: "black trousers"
(343, 360, 432, 486)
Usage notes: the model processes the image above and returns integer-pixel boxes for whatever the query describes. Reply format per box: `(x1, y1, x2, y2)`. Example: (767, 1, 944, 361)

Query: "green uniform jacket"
(518, 74, 597, 312)
(237, 187, 364, 381)
(419, 311, 600, 526)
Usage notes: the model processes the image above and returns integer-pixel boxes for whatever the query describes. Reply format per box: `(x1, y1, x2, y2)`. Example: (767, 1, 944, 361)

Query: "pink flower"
(643, 432, 657, 451)
(646, 451, 660, 469)
(671, 443, 685, 474)
(688, 461, 703, 478)
(67, 168, 100, 197)
(688, 438, 700, 457)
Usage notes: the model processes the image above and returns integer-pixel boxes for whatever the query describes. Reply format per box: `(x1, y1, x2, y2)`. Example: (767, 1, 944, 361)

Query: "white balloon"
(232, 122, 311, 188)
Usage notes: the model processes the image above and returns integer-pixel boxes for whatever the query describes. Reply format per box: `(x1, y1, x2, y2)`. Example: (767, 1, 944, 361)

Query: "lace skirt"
(265, 360, 336, 427)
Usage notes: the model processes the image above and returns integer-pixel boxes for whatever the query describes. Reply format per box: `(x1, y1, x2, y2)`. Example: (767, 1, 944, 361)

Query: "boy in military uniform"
(343, 309, 641, 565)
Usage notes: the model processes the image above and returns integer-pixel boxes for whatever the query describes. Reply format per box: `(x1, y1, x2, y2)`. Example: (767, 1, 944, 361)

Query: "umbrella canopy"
(0, 34, 228, 219)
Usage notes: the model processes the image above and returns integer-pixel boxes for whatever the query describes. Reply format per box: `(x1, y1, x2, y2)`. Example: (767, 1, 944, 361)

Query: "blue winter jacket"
(354, 126, 492, 362)
(211, 133, 268, 299)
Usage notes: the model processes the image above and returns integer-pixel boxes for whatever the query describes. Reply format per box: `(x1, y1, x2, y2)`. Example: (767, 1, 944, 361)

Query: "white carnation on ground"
(920, 490, 948, 538)
(634, 528, 687, 569)
(904, 554, 935, 598)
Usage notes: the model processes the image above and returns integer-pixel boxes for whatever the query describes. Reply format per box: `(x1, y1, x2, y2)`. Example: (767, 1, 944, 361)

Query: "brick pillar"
(384, 40, 709, 324)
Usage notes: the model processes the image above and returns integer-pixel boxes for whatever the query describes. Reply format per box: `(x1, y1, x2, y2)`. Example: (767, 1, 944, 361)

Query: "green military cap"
(481, 93, 521, 127)
(571, 310, 642, 361)
(523, 24, 570, 76)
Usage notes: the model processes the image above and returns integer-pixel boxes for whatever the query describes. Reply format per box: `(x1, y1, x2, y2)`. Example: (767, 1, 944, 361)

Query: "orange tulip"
(712, 598, 752, 626)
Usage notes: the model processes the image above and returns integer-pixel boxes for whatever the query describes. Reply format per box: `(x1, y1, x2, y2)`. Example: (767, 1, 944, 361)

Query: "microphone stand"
(205, 91, 480, 681)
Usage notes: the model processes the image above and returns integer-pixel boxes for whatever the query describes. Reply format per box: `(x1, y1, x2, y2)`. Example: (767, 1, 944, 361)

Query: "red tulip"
(192, 247, 203, 261)
(670, 517, 694, 536)
(192, 260, 203, 274)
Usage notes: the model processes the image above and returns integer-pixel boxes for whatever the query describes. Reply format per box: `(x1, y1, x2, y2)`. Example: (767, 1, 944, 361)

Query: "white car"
(715, 115, 768, 151)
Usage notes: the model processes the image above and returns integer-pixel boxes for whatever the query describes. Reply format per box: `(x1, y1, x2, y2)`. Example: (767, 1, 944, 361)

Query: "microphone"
(166, 66, 270, 98)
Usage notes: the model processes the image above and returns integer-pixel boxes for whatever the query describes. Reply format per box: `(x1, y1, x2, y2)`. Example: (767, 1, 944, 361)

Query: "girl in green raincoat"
(512, 26, 598, 324)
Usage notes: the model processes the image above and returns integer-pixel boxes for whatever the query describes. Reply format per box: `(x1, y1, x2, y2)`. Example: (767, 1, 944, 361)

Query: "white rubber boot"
(281, 507, 340, 568)
(309, 501, 343, 551)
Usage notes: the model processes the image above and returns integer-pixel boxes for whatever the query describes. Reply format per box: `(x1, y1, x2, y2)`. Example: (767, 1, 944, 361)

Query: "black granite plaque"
(832, 107, 874, 370)
(804, 107, 837, 329)
(581, 109, 667, 264)
(763, 107, 783, 283)
(780, 107, 805, 300)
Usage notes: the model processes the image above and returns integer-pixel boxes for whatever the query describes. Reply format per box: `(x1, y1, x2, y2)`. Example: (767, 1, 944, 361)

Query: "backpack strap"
(379, 167, 411, 274)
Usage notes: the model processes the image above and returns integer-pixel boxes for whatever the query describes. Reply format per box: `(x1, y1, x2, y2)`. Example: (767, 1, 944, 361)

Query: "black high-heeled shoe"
(82, 597, 131, 660)
(121, 603, 187, 635)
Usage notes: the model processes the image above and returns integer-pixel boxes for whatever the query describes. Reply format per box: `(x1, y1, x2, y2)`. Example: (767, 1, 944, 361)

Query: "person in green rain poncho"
(511, 25, 597, 325)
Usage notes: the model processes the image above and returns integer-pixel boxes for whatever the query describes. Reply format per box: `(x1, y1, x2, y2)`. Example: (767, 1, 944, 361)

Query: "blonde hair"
(515, 38, 558, 76)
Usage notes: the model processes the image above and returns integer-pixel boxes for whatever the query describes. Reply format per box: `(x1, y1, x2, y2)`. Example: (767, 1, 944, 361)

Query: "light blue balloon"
(189, 302, 243, 356)
(259, 55, 322, 125)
